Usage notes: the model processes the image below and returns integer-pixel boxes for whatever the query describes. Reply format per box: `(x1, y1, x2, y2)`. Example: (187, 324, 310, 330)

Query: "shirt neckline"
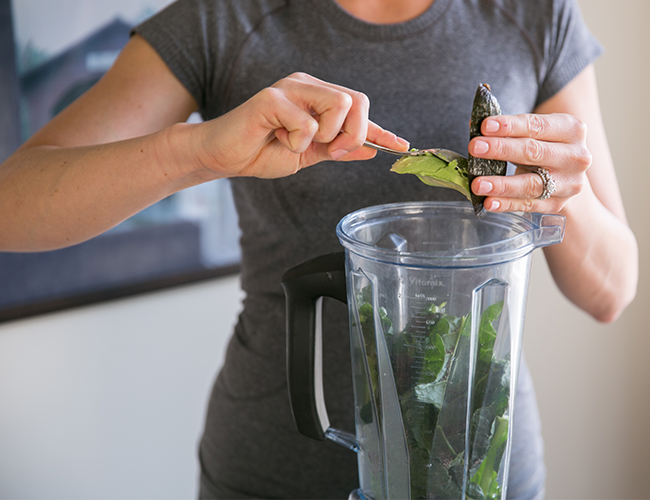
(313, 0, 454, 40)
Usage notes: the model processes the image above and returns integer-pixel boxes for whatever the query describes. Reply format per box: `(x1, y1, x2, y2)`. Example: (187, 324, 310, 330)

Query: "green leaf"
(390, 153, 471, 200)
(358, 302, 373, 324)
(427, 457, 463, 499)
(482, 301, 504, 324)
(378, 306, 393, 334)
(429, 316, 451, 337)
(440, 319, 462, 351)
(470, 416, 509, 498)
(386, 300, 511, 499)
(424, 333, 446, 377)
(415, 379, 447, 408)
(478, 301, 503, 365)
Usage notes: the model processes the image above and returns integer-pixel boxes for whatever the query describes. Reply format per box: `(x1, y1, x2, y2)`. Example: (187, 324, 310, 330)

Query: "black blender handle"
(281, 252, 347, 441)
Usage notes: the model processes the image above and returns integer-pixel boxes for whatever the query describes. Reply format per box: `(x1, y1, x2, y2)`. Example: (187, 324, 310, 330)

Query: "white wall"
(524, 1, 650, 498)
(1, 1, 648, 499)
(0, 275, 242, 499)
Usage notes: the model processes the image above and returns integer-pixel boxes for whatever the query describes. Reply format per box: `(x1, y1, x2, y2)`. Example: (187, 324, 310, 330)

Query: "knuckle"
(257, 86, 285, 107)
(525, 173, 542, 198)
(304, 117, 319, 135)
(353, 91, 370, 110)
(288, 71, 309, 81)
(259, 86, 279, 100)
(521, 197, 536, 212)
(274, 73, 302, 88)
(527, 114, 547, 138)
(525, 139, 544, 163)
(343, 91, 356, 109)
(571, 115, 588, 139)
(330, 92, 354, 114)
(492, 178, 507, 196)
(490, 138, 507, 158)
(347, 127, 366, 145)
(576, 145, 592, 170)
(571, 173, 587, 196)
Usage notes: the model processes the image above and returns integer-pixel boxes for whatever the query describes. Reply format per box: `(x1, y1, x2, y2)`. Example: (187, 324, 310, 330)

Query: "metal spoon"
(363, 140, 466, 162)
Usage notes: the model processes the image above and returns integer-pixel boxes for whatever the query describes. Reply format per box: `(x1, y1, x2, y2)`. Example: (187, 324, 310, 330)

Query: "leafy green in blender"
(357, 295, 510, 499)
(356, 286, 393, 426)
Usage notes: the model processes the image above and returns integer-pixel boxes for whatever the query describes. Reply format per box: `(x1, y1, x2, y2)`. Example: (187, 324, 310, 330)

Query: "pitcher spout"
(533, 213, 566, 248)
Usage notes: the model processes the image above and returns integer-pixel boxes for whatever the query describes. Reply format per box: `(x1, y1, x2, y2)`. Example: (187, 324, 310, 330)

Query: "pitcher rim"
(335, 201, 564, 268)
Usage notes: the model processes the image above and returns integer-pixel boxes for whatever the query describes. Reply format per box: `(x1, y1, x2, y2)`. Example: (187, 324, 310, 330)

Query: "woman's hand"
(467, 112, 592, 214)
(193, 72, 409, 179)
(0, 58, 408, 251)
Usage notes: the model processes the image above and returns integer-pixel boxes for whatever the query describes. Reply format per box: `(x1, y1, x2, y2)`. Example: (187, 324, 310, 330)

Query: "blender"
(282, 201, 564, 499)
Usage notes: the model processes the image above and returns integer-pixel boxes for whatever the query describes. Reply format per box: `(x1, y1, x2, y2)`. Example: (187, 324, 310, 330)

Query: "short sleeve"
(132, 0, 209, 111)
(536, 0, 604, 106)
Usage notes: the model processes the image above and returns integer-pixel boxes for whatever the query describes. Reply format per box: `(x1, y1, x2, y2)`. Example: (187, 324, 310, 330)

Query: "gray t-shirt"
(135, 1, 602, 498)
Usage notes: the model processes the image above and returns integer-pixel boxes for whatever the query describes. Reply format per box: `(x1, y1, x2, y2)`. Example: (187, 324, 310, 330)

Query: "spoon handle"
(363, 140, 416, 156)
(364, 140, 467, 164)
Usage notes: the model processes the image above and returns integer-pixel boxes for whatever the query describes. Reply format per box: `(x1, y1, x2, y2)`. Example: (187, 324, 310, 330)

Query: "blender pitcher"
(281, 201, 564, 500)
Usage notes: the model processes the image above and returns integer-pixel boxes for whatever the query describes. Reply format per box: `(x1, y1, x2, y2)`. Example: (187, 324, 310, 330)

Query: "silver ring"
(534, 167, 556, 200)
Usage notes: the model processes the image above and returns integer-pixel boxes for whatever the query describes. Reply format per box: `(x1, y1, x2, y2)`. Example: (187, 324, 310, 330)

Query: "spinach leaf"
(356, 294, 510, 499)
(390, 153, 472, 201)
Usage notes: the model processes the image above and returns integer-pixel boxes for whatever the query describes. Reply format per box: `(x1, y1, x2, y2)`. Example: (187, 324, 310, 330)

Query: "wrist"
(159, 122, 223, 189)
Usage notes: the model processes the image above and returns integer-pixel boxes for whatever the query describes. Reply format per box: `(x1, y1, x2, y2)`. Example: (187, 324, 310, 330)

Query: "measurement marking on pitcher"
(412, 293, 440, 302)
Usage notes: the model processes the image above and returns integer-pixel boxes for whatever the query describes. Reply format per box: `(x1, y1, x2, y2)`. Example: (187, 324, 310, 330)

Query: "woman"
(0, 0, 637, 497)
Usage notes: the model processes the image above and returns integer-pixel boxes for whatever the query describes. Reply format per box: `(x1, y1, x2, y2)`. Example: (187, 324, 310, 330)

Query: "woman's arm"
(468, 65, 638, 323)
(0, 35, 407, 252)
(0, 35, 201, 251)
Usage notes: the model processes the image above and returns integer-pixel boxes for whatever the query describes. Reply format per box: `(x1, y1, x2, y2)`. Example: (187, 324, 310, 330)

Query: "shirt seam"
(130, 26, 204, 109)
(220, 1, 290, 114)
(484, 0, 546, 86)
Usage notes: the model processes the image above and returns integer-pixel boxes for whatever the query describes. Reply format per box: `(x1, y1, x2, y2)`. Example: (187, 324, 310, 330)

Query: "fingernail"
(484, 119, 500, 133)
(331, 149, 349, 160)
(476, 180, 493, 195)
(473, 139, 489, 155)
(488, 199, 500, 211)
(396, 136, 410, 148)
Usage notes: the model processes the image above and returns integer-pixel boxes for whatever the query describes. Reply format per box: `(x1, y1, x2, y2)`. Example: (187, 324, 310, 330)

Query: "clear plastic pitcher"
(282, 201, 565, 500)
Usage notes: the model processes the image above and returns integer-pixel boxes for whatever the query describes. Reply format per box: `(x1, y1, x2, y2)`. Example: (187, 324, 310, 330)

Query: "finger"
(478, 171, 562, 213)
(309, 90, 354, 144)
(468, 135, 591, 171)
(481, 193, 567, 214)
(257, 88, 320, 153)
(329, 124, 410, 162)
(273, 73, 366, 148)
(474, 168, 585, 201)
(325, 146, 377, 162)
(479, 113, 588, 144)
(473, 171, 587, 215)
(324, 90, 370, 159)
(296, 140, 378, 167)
(472, 171, 550, 200)
(366, 124, 410, 151)
(268, 73, 408, 161)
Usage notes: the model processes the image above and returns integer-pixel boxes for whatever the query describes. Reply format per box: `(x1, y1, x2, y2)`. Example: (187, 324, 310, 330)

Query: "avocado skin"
(468, 83, 507, 218)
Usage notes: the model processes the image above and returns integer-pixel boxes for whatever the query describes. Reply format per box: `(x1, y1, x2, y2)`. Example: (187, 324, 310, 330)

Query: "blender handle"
(281, 252, 347, 441)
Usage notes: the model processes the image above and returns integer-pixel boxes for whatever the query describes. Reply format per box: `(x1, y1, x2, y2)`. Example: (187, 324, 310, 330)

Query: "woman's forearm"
(0, 123, 214, 252)
(543, 184, 638, 323)
(0, 71, 408, 253)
